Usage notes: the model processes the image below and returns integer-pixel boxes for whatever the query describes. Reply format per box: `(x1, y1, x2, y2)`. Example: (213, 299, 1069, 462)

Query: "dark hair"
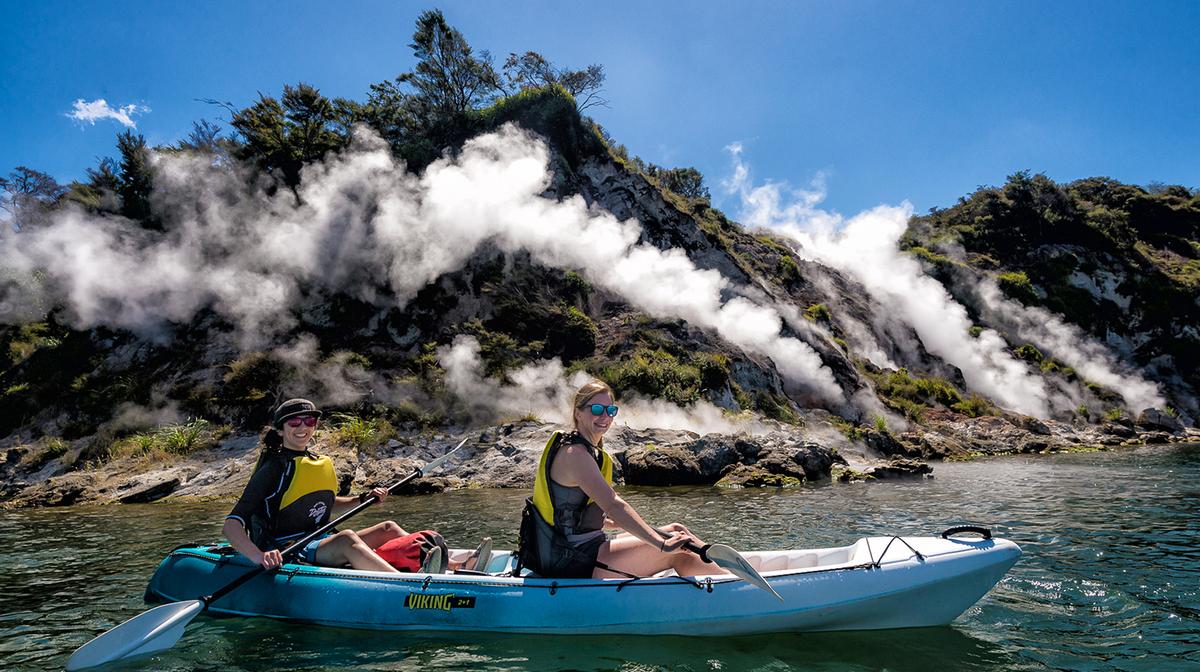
(260, 425, 284, 451)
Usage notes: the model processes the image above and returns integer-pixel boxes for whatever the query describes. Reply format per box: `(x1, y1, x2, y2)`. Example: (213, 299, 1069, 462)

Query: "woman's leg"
(313, 529, 399, 572)
(593, 535, 718, 579)
(354, 520, 406, 549)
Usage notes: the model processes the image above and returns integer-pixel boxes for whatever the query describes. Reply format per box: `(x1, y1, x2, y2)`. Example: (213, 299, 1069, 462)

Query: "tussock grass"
(105, 419, 231, 463)
(330, 413, 395, 450)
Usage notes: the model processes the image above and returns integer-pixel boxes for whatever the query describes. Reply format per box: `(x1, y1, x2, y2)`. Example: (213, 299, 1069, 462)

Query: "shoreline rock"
(1, 416, 1196, 509)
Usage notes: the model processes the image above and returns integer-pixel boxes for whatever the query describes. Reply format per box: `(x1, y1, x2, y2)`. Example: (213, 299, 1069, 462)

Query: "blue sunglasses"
(589, 404, 619, 417)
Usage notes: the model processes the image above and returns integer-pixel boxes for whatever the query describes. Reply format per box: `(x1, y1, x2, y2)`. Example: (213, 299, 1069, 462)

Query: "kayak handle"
(941, 525, 992, 540)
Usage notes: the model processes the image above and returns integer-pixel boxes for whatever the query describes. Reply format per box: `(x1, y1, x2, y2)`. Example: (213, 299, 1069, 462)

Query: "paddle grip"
(682, 541, 713, 563)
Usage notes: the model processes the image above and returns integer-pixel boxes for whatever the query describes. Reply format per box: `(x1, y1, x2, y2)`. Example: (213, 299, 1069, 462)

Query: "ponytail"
(253, 425, 284, 472)
(261, 425, 284, 451)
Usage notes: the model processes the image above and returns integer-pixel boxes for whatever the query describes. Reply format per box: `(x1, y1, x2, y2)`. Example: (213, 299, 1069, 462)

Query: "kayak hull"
(145, 535, 1019, 636)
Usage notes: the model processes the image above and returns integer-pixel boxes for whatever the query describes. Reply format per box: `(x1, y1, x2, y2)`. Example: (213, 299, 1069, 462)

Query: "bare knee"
(331, 530, 362, 547)
(380, 521, 404, 537)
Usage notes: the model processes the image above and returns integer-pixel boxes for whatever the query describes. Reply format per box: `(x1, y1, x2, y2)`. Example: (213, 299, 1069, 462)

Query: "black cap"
(272, 398, 322, 428)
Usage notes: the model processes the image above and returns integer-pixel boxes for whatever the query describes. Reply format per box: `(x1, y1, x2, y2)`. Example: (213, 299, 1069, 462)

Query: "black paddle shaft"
(202, 464, 432, 606)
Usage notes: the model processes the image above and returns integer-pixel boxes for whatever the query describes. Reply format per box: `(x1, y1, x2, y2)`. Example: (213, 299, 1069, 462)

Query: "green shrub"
(1014, 344, 1044, 363)
(874, 368, 962, 410)
(330, 413, 394, 449)
(43, 436, 70, 459)
(873, 415, 888, 432)
(952, 394, 994, 418)
(832, 417, 866, 441)
(804, 303, 832, 323)
(694, 352, 731, 390)
(908, 245, 954, 266)
(776, 256, 801, 285)
(731, 383, 753, 411)
(1103, 408, 1124, 422)
(913, 377, 963, 406)
(890, 397, 927, 422)
(755, 391, 799, 424)
(968, 326, 984, 338)
(998, 271, 1038, 304)
(563, 270, 591, 299)
(223, 352, 286, 402)
(600, 348, 702, 404)
(391, 401, 445, 429)
(106, 419, 230, 462)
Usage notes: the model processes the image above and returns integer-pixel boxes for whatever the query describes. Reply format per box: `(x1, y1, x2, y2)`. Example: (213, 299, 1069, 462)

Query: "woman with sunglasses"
(520, 381, 723, 579)
(222, 398, 408, 572)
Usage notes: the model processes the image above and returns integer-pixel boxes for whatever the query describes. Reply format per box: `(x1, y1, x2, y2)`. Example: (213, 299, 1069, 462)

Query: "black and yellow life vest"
(531, 430, 613, 529)
(228, 449, 338, 549)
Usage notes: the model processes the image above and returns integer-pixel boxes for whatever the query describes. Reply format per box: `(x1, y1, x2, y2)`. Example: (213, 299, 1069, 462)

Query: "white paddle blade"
(66, 600, 204, 671)
(706, 544, 784, 601)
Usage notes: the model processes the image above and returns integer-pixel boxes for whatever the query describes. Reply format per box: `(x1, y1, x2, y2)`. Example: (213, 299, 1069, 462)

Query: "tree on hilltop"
(503, 51, 608, 111)
(401, 9, 501, 119)
(0, 166, 67, 231)
(116, 130, 156, 226)
(230, 83, 345, 187)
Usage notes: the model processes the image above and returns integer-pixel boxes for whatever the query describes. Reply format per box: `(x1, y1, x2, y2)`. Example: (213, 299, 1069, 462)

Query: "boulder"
(117, 474, 182, 504)
(7, 473, 94, 507)
(1137, 408, 1184, 434)
(1100, 422, 1136, 438)
(863, 430, 906, 457)
(716, 465, 803, 488)
(867, 458, 933, 479)
(623, 443, 710, 486)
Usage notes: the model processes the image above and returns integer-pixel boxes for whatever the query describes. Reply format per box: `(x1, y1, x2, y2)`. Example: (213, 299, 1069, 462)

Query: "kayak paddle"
(682, 540, 783, 601)
(65, 438, 469, 671)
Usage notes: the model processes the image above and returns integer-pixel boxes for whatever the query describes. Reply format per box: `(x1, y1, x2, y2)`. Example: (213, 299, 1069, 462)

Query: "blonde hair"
(571, 380, 615, 430)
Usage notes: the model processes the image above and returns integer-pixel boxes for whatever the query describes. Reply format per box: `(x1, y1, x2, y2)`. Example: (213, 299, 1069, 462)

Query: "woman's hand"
(657, 522, 706, 549)
(658, 529, 702, 554)
(256, 548, 283, 570)
(371, 486, 388, 503)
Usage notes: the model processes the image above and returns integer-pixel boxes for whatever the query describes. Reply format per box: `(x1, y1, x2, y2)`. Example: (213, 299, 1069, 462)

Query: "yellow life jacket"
(531, 430, 613, 526)
(279, 453, 337, 510)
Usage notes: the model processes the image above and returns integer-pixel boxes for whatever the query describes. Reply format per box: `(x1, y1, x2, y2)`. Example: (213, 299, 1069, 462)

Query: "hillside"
(1, 12, 1196, 507)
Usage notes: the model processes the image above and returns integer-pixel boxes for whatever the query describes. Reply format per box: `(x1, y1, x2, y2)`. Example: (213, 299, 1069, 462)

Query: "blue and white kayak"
(145, 531, 1020, 636)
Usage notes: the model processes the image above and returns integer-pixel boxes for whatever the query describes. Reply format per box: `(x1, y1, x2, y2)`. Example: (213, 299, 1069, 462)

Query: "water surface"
(2, 444, 1198, 671)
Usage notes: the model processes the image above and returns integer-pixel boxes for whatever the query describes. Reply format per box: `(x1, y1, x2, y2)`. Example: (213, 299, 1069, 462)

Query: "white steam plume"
(441, 336, 768, 436)
(439, 335, 768, 435)
(974, 279, 1164, 412)
(270, 334, 423, 408)
(0, 124, 843, 404)
(723, 144, 1053, 417)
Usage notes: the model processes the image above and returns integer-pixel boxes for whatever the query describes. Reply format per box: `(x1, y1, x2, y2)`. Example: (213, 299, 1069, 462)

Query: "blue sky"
(2, 0, 1197, 217)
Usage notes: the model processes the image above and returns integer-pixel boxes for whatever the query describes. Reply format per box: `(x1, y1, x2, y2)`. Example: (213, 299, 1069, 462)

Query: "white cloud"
(67, 99, 149, 128)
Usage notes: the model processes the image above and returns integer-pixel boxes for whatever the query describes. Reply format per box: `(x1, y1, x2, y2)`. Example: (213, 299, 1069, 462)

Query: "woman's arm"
(330, 486, 389, 519)
(559, 446, 692, 551)
(222, 518, 280, 569)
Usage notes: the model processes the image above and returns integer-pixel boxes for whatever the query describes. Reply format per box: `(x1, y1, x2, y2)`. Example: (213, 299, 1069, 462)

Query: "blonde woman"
(519, 381, 724, 579)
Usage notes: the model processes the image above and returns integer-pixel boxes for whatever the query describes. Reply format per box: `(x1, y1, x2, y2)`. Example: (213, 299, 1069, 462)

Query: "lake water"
(2, 444, 1198, 671)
